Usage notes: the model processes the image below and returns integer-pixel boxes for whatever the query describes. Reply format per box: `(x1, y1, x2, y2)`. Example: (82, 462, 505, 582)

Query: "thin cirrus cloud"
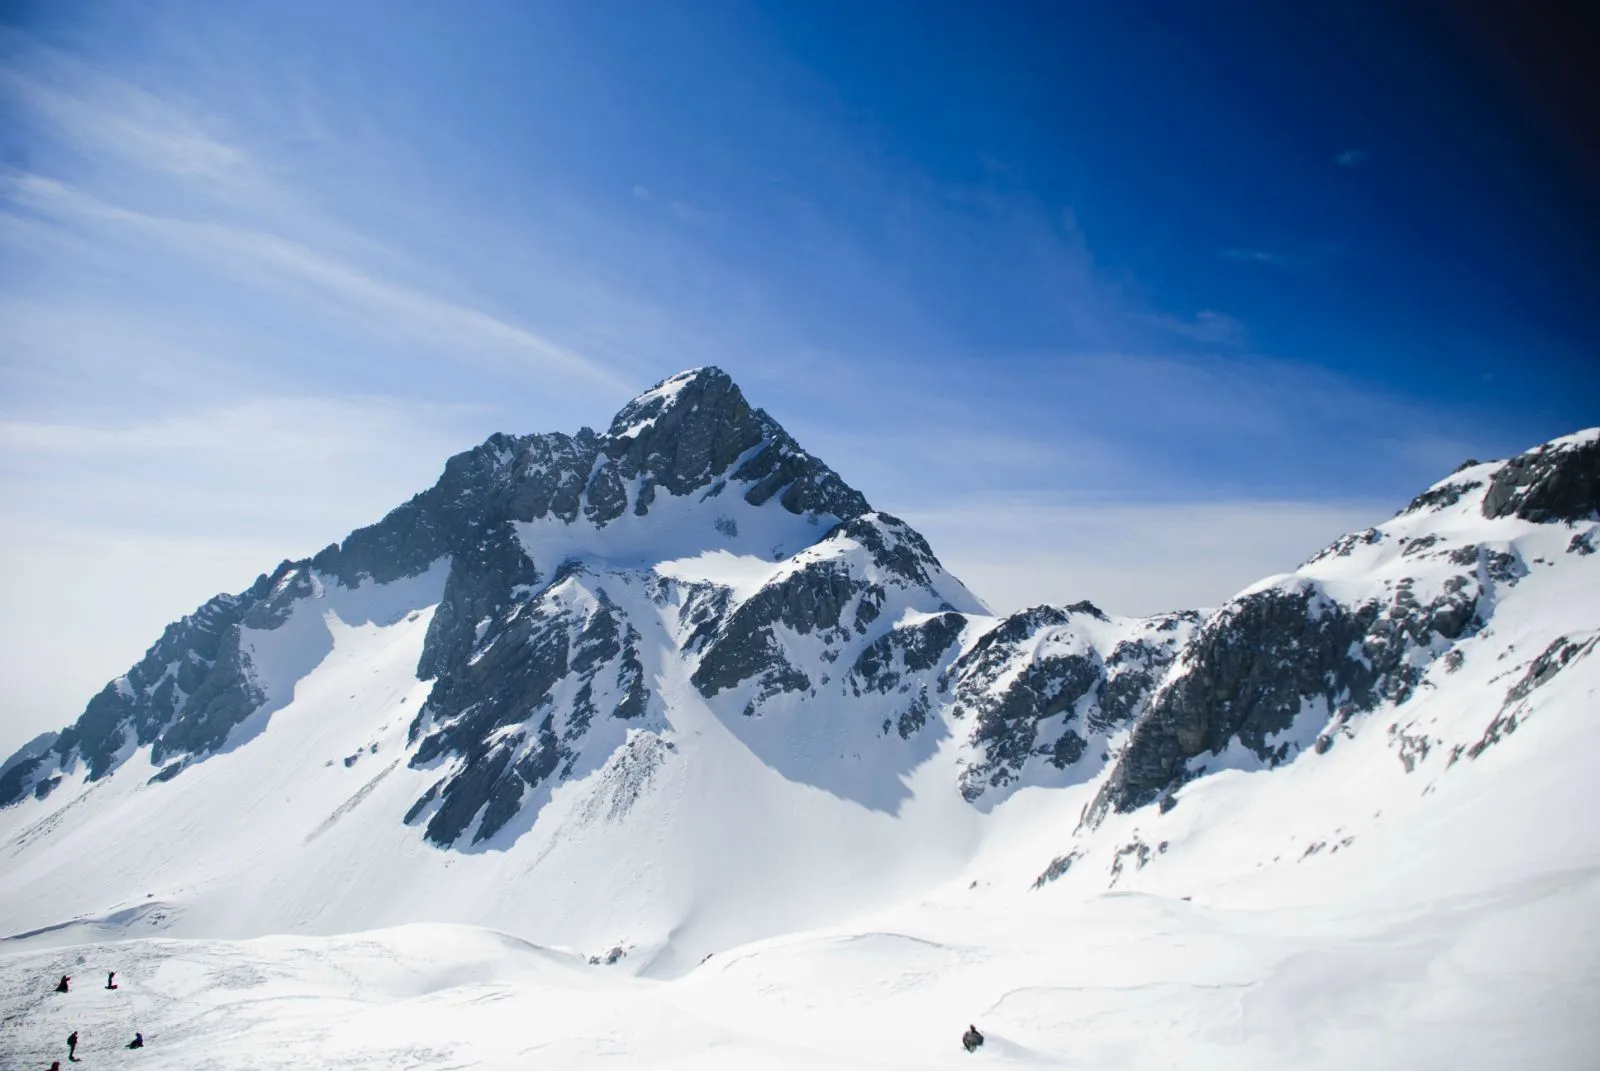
(631, 183, 725, 225)
(2, 33, 628, 394)
(6, 173, 629, 392)
(0, 60, 246, 184)
(1142, 308, 1248, 346)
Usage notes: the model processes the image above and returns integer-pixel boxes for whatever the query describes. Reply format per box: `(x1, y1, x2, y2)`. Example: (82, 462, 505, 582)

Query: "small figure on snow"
(49, 1062, 61, 1071)
(67, 1030, 79, 1060)
(961, 1023, 985, 1053)
(105, 971, 118, 990)
(127, 1032, 145, 1049)
(54, 975, 70, 993)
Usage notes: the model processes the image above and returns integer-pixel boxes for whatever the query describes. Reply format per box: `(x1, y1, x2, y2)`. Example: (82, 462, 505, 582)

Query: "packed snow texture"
(1, 374, 1596, 1068)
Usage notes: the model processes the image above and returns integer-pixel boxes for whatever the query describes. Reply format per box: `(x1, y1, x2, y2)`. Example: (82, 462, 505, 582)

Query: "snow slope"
(0, 375, 1596, 1067)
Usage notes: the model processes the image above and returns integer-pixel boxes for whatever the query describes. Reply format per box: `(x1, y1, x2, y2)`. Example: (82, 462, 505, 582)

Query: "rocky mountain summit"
(2, 374, 1596, 910)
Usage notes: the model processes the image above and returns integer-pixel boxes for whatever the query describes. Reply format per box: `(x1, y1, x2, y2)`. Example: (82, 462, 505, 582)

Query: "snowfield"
(1, 376, 1596, 1068)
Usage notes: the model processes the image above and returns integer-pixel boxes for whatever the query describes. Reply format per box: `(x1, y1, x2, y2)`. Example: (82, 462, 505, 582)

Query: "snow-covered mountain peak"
(1, 388, 1595, 1036)
(593, 365, 869, 527)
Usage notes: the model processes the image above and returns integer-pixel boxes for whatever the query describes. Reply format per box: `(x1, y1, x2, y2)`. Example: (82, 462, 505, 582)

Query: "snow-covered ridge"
(1, 375, 1595, 1054)
(1086, 429, 1599, 823)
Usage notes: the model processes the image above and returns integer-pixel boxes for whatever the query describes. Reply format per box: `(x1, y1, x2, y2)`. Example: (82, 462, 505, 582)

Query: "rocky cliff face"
(1085, 429, 1599, 825)
(944, 604, 1200, 802)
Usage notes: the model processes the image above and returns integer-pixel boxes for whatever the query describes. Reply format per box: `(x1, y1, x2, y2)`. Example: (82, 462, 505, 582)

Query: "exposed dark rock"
(949, 607, 1192, 801)
(691, 514, 947, 708)
(1088, 564, 1489, 822)
(1399, 480, 1482, 516)
(603, 367, 869, 524)
(0, 754, 46, 809)
(1093, 616, 1199, 732)
(408, 573, 652, 846)
(1481, 436, 1600, 523)
(848, 612, 967, 695)
(1032, 851, 1080, 888)
(1445, 544, 1526, 584)
(1403, 534, 1443, 557)
(1503, 634, 1595, 708)
(1463, 634, 1588, 760)
(417, 523, 541, 681)
(1305, 528, 1383, 565)
(1388, 724, 1435, 773)
(2, 570, 288, 805)
(1108, 838, 1155, 886)
(947, 607, 1104, 800)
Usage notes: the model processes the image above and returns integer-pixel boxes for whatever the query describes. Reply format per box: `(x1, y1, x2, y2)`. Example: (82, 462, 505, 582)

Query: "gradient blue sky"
(2, 1, 1596, 750)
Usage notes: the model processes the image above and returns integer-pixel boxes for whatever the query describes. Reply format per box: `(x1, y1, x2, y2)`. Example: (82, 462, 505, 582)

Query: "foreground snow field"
(2, 373, 1596, 1067)
(6, 657, 1598, 1071)
(4, 854, 1594, 1069)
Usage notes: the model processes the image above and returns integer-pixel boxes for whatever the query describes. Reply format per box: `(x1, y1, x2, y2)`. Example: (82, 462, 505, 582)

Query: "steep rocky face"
(397, 369, 884, 842)
(846, 610, 968, 740)
(0, 569, 285, 805)
(405, 567, 653, 846)
(690, 513, 971, 715)
(600, 369, 870, 523)
(1084, 434, 1593, 825)
(1480, 432, 1599, 523)
(945, 605, 1199, 802)
(1090, 565, 1496, 820)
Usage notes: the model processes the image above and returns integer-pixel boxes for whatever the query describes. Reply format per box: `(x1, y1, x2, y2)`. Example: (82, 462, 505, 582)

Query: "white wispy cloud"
(2, 30, 630, 393)
(632, 183, 724, 225)
(5, 174, 629, 390)
(1336, 148, 1369, 168)
(1144, 308, 1248, 346)
(0, 58, 247, 185)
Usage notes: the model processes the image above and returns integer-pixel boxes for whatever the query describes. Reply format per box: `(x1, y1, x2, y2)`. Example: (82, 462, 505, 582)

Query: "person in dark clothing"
(49, 1062, 61, 1070)
(105, 971, 118, 989)
(67, 1030, 79, 1059)
(127, 1032, 144, 1049)
(961, 1023, 984, 1052)
(55, 975, 70, 993)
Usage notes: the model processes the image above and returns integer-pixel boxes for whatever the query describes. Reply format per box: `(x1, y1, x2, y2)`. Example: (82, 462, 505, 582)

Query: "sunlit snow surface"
(3, 444, 1598, 1067)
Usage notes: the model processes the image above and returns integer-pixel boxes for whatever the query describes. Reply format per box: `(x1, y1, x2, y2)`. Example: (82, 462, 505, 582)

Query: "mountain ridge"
(1, 370, 1596, 981)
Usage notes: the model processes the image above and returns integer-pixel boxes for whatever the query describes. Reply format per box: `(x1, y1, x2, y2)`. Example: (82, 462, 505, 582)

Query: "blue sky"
(2, 1, 1596, 749)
